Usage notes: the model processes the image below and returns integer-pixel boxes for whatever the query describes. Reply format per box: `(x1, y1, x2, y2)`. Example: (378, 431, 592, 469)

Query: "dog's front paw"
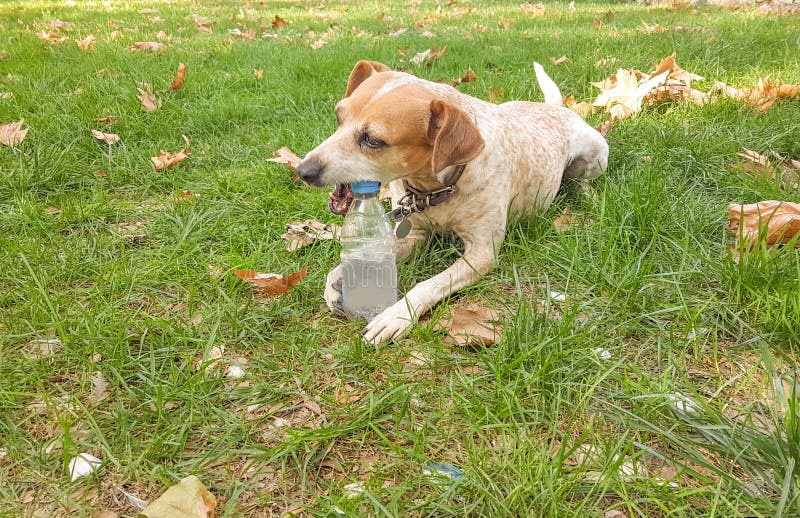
(324, 265, 345, 316)
(363, 301, 414, 344)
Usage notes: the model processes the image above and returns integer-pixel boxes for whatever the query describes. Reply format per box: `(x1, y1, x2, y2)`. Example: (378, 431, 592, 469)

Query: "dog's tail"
(533, 62, 563, 106)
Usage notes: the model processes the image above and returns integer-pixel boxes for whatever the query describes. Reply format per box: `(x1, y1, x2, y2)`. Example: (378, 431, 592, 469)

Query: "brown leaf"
(267, 146, 303, 170)
(138, 8, 158, 15)
(450, 67, 477, 86)
(736, 148, 800, 189)
(37, 31, 67, 43)
(488, 87, 505, 103)
(130, 41, 166, 52)
(281, 220, 339, 252)
(137, 84, 162, 112)
(728, 200, 800, 251)
(272, 15, 289, 29)
(711, 78, 800, 111)
(156, 30, 170, 41)
(151, 149, 191, 170)
(94, 115, 120, 124)
(436, 303, 503, 347)
(0, 119, 28, 146)
(521, 2, 546, 17)
(231, 267, 308, 295)
(91, 129, 120, 144)
(597, 120, 614, 138)
(640, 22, 668, 33)
(651, 52, 704, 86)
(76, 35, 95, 51)
(551, 55, 570, 66)
(170, 63, 187, 90)
(554, 208, 594, 231)
(254, 69, 264, 79)
(189, 13, 215, 31)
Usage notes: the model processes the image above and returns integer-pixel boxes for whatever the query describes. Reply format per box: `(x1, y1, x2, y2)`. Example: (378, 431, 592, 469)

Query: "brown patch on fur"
(428, 100, 485, 175)
(345, 60, 392, 97)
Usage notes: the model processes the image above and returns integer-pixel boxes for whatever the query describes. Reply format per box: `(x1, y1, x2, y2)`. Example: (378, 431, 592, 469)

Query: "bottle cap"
(351, 181, 381, 194)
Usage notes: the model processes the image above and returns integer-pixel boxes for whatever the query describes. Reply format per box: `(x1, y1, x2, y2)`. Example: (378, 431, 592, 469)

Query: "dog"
(296, 60, 608, 343)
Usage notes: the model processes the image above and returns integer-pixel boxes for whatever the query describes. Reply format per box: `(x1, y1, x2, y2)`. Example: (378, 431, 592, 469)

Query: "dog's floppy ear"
(428, 100, 485, 175)
(346, 60, 391, 97)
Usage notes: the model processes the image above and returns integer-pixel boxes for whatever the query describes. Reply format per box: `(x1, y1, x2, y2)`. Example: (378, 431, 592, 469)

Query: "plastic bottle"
(340, 181, 397, 320)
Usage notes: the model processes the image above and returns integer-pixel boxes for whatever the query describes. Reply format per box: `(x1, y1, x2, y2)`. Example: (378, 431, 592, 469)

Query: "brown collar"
(387, 163, 467, 222)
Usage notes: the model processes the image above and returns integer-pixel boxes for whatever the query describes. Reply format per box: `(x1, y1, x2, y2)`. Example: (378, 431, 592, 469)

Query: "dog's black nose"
(296, 156, 323, 186)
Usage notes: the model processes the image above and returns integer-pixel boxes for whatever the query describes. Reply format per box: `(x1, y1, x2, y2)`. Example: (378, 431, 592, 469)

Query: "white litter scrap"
(68, 453, 102, 481)
(548, 290, 566, 303)
(410, 49, 431, 65)
(666, 392, 700, 416)
(593, 347, 612, 361)
(343, 481, 365, 498)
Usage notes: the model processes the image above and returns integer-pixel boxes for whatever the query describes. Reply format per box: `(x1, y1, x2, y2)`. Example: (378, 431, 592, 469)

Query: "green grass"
(1, 0, 800, 516)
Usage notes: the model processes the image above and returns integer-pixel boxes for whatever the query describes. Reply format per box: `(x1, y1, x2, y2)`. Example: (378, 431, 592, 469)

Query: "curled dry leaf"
(137, 84, 162, 112)
(229, 28, 256, 40)
(170, 63, 187, 90)
(76, 34, 95, 51)
(189, 13, 215, 32)
(551, 55, 570, 66)
(711, 78, 800, 112)
(435, 303, 503, 347)
(728, 200, 800, 252)
(596, 120, 614, 138)
(450, 67, 477, 86)
(151, 148, 190, 170)
(140, 476, 216, 518)
(267, 146, 302, 181)
(91, 129, 120, 144)
(281, 219, 339, 252)
(94, 115, 120, 124)
(37, 31, 67, 43)
(0, 119, 28, 146)
(411, 45, 447, 65)
(231, 266, 308, 295)
(593, 68, 670, 120)
(130, 41, 166, 52)
(272, 15, 289, 29)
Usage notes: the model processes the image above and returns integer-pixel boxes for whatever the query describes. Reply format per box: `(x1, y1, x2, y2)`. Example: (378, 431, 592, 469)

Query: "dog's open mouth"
(329, 183, 353, 215)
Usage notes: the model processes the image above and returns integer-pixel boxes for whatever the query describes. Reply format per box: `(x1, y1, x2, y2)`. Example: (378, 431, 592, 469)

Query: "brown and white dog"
(296, 60, 608, 343)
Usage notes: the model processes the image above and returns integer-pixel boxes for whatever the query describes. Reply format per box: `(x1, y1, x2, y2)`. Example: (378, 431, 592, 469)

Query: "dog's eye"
(360, 133, 387, 149)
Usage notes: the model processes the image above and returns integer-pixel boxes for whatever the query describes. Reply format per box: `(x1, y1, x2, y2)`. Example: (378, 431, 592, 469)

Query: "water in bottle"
(340, 181, 397, 320)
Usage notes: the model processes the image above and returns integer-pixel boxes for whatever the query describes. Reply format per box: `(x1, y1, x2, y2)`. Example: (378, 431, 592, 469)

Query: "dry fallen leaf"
(137, 83, 162, 112)
(711, 78, 800, 112)
(267, 146, 303, 180)
(89, 371, 109, 404)
(254, 69, 264, 79)
(410, 45, 447, 66)
(156, 30, 170, 41)
(151, 149, 191, 171)
(91, 129, 120, 144)
(736, 148, 800, 189)
(37, 31, 67, 43)
(170, 63, 187, 90)
(231, 267, 308, 296)
(436, 303, 503, 347)
(450, 67, 477, 86)
(281, 220, 339, 251)
(597, 120, 614, 138)
(593, 68, 669, 120)
(130, 41, 166, 52)
(554, 208, 594, 231)
(190, 13, 215, 32)
(140, 476, 216, 518)
(565, 96, 596, 117)
(76, 34, 95, 51)
(728, 200, 800, 252)
(94, 115, 120, 124)
(229, 28, 256, 40)
(272, 15, 289, 29)
(521, 2, 547, 17)
(0, 119, 28, 146)
(551, 55, 570, 66)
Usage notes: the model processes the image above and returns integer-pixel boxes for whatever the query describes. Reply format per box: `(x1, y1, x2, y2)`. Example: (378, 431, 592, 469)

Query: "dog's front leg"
(324, 227, 429, 315)
(363, 241, 497, 344)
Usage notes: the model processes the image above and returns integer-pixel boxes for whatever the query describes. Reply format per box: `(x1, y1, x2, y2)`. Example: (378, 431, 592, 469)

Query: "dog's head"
(296, 60, 485, 214)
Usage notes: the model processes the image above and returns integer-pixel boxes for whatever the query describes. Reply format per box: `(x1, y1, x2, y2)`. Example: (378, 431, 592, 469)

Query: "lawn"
(1, 0, 799, 516)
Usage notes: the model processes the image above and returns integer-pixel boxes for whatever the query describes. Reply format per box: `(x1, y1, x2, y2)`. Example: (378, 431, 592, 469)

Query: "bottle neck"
(352, 191, 378, 200)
